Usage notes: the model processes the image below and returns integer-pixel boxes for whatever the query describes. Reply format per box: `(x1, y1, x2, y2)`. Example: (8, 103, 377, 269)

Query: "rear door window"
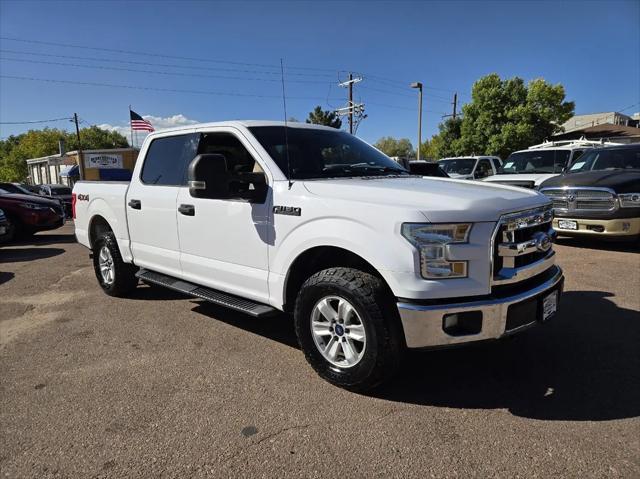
(141, 134, 200, 186)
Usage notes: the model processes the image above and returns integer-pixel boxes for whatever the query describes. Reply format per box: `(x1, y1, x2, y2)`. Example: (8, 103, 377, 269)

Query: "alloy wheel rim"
(310, 295, 366, 368)
(98, 246, 115, 285)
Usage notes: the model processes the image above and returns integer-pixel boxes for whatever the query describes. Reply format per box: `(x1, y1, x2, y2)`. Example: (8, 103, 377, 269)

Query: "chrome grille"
(492, 205, 556, 286)
(541, 187, 617, 213)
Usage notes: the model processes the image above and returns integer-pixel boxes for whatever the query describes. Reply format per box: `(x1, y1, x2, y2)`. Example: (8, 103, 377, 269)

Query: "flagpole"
(129, 105, 134, 148)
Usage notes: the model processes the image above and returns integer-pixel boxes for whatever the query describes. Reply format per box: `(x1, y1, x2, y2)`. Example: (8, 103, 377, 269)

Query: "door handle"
(128, 199, 141, 210)
(178, 204, 195, 216)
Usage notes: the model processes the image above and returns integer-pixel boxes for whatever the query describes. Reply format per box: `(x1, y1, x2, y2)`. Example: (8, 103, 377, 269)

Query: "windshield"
(0, 183, 25, 194)
(248, 126, 408, 179)
(500, 150, 570, 174)
(438, 158, 476, 175)
(569, 147, 640, 172)
(50, 187, 72, 195)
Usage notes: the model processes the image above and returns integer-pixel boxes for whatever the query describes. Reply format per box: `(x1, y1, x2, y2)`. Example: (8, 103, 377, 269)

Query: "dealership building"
(26, 148, 139, 186)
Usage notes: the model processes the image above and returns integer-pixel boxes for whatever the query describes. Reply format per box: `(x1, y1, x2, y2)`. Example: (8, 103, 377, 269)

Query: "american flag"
(130, 109, 155, 132)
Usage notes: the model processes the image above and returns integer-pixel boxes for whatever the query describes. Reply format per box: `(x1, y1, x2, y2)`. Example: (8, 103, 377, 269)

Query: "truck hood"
(302, 177, 549, 222)
(483, 173, 559, 187)
(539, 169, 640, 194)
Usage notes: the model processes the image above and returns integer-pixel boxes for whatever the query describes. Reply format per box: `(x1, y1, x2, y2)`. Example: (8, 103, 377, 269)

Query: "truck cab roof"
(147, 120, 337, 136)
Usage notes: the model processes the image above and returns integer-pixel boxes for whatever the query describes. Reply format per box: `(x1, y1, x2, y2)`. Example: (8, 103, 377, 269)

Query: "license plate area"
(542, 290, 558, 321)
(505, 288, 559, 331)
(558, 219, 578, 230)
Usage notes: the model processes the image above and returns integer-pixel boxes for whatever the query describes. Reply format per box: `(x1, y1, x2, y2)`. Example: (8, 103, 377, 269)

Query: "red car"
(0, 187, 65, 242)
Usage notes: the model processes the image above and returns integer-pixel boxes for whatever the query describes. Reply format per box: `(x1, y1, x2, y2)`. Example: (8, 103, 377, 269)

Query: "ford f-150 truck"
(73, 121, 564, 391)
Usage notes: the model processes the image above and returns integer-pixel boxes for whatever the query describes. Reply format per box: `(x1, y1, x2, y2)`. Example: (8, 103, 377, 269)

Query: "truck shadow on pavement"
(11, 232, 77, 247)
(0, 247, 65, 263)
(374, 290, 640, 421)
(556, 237, 639, 253)
(0, 271, 15, 285)
(190, 290, 639, 421)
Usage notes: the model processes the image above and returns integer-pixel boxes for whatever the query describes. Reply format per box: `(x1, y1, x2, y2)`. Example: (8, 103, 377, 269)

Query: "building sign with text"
(84, 153, 123, 169)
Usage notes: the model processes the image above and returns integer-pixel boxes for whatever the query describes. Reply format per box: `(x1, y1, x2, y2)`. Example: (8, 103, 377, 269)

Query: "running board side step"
(136, 268, 278, 318)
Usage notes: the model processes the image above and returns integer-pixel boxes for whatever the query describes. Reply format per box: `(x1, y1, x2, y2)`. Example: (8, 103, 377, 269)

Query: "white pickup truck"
(73, 121, 564, 391)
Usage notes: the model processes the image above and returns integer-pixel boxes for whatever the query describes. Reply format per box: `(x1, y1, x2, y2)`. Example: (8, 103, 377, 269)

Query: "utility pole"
(348, 73, 354, 133)
(452, 93, 458, 120)
(73, 113, 86, 181)
(442, 93, 460, 122)
(337, 73, 365, 134)
(410, 82, 423, 161)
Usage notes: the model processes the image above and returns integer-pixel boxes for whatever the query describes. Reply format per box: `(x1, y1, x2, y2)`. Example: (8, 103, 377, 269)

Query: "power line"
(364, 73, 464, 95)
(364, 100, 444, 114)
(0, 74, 344, 102)
(0, 37, 467, 94)
(0, 36, 339, 73)
(0, 116, 72, 124)
(0, 56, 333, 84)
(359, 84, 452, 103)
(0, 48, 336, 78)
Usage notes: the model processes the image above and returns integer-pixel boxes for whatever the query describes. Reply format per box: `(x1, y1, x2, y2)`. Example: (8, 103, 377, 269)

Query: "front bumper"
(397, 266, 564, 348)
(553, 217, 640, 237)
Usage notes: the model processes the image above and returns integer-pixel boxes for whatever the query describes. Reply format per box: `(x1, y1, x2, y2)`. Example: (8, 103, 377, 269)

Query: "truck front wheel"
(294, 267, 403, 392)
(92, 232, 138, 297)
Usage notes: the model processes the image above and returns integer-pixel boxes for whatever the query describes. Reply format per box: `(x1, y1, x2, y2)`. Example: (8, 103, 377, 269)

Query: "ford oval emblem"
(532, 231, 552, 252)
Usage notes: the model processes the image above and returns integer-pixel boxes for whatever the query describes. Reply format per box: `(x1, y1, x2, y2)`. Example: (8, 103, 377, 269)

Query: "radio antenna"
(280, 58, 293, 190)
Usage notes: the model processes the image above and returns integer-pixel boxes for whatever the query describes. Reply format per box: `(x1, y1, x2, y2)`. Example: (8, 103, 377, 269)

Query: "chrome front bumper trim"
(493, 250, 556, 285)
(397, 266, 564, 349)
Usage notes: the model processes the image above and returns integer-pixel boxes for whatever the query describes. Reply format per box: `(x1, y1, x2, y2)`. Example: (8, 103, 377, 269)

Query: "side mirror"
(188, 154, 230, 199)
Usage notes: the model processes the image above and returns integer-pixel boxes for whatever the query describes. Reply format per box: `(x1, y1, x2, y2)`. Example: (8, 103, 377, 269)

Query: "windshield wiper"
(322, 164, 408, 176)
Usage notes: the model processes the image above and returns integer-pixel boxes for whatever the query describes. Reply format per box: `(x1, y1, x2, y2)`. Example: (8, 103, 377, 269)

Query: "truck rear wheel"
(294, 267, 403, 392)
(92, 232, 138, 297)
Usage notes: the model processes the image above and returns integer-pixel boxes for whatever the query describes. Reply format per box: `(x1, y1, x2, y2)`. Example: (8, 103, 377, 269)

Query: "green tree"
(423, 117, 463, 159)
(374, 137, 414, 158)
(426, 74, 574, 160)
(70, 125, 129, 150)
(306, 106, 342, 129)
(0, 126, 129, 182)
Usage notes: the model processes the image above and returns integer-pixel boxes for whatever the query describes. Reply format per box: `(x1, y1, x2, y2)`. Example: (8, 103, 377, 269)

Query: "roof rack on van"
(527, 136, 622, 150)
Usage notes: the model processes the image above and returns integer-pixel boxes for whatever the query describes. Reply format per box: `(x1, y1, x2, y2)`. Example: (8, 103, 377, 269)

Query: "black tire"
(294, 267, 404, 392)
(92, 231, 138, 297)
(0, 216, 17, 244)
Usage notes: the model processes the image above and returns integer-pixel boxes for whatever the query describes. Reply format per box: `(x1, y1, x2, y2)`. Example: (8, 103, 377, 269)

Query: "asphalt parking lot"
(1, 222, 639, 478)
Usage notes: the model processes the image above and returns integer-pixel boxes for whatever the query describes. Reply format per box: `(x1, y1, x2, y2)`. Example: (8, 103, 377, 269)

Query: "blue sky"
(1, 0, 638, 146)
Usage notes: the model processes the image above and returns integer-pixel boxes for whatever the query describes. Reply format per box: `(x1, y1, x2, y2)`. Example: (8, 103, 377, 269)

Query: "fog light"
(622, 222, 631, 232)
(442, 311, 482, 336)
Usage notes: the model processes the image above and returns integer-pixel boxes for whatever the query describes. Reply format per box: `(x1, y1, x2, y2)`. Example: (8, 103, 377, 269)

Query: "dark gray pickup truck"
(540, 144, 640, 240)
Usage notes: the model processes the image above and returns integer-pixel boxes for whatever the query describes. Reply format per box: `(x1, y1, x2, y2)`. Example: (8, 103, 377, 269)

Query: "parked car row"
(0, 182, 73, 217)
(397, 139, 639, 242)
(0, 187, 66, 244)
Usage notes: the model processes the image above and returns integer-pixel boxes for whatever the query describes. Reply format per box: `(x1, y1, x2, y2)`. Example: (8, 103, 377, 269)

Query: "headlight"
(401, 223, 472, 279)
(619, 193, 640, 208)
(20, 203, 49, 210)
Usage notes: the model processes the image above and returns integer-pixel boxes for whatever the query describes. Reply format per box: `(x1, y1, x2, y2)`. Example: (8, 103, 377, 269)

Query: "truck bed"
(72, 181, 131, 257)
